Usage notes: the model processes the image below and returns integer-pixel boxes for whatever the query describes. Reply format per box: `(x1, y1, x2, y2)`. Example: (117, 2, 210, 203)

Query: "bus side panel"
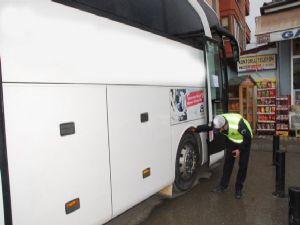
(170, 86, 208, 171)
(107, 85, 172, 217)
(2, 84, 112, 225)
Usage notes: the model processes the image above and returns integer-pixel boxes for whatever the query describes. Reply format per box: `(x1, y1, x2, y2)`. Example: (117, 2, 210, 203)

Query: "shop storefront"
(256, 1, 300, 105)
(253, 0, 300, 135)
(237, 44, 278, 134)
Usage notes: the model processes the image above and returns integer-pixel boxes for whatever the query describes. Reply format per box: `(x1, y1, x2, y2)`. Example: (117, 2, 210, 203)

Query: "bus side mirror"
(215, 27, 240, 63)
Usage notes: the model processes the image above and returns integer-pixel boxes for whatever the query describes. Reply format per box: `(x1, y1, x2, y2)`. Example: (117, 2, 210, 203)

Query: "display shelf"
(277, 97, 289, 100)
(228, 76, 256, 132)
(277, 108, 289, 111)
(276, 96, 289, 136)
(257, 129, 275, 131)
(257, 88, 276, 91)
(257, 105, 276, 107)
(256, 79, 276, 134)
(258, 120, 275, 123)
(257, 112, 276, 115)
(257, 97, 276, 99)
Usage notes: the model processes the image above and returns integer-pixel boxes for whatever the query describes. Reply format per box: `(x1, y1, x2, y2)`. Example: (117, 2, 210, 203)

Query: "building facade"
(206, 0, 220, 17)
(256, 0, 300, 106)
(219, 0, 251, 58)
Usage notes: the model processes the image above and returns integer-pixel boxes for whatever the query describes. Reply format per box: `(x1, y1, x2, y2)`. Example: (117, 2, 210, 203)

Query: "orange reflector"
(143, 168, 151, 179)
(66, 199, 78, 208)
(65, 198, 80, 214)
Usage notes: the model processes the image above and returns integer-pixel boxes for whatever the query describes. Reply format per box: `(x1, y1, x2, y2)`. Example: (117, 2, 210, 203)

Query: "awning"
(256, 7, 300, 43)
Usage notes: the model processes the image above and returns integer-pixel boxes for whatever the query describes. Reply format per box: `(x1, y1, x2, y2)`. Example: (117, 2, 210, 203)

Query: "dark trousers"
(220, 140, 251, 191)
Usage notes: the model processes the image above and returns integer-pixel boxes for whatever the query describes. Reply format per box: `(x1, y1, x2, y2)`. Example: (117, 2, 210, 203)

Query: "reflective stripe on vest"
(222, 113, 253, 144)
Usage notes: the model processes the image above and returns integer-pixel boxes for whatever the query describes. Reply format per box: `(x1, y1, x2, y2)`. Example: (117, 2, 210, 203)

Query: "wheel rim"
(178, 143, 197, 180)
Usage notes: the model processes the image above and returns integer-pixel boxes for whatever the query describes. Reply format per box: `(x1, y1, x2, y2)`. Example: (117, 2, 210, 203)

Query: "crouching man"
(193, 113, 253, 199)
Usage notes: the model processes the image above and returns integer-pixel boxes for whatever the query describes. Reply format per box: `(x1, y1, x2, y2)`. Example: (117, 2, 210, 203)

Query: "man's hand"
(232, 149, 240, 158)
(190, 127, 197, 132)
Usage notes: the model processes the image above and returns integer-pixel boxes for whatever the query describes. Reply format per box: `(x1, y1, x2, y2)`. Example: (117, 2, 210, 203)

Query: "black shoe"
(235, 190, 242, 199)
(212, 185, 227, 193)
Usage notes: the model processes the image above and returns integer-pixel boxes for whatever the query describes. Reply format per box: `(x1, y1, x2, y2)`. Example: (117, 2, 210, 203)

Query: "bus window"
(206, 41, 226, 117)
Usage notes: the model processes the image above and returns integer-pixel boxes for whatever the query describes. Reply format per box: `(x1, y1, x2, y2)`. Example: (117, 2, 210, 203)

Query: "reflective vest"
(222, 113, 253, 144)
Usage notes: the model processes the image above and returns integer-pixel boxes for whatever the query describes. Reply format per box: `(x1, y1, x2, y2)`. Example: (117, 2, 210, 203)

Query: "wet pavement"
(106, 136, 300, 225)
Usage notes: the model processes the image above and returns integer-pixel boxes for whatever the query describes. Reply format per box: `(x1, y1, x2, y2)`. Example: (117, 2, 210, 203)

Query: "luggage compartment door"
(2, 83, 112, 225)
(107, 85, 172, 217)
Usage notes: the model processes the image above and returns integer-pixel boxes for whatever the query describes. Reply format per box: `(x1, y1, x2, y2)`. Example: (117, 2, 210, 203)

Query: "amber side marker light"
(143, 168, 151, 179)
(65, 198, 80, 214)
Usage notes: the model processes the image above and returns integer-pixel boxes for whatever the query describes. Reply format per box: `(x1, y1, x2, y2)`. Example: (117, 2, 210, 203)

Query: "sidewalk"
(252, 135, 300, 152)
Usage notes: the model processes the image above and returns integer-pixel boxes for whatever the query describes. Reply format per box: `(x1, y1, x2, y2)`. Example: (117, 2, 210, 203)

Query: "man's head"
(213, 115, 227, 132)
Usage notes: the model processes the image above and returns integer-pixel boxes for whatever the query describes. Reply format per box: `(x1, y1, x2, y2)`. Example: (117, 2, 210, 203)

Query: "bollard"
(289, 187, 300, 225)
(273, 150, 286, 198)
(273, 135, 280, 166)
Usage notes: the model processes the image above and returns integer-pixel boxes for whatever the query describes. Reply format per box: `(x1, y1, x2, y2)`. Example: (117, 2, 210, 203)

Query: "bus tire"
(174, 132, 200, 192)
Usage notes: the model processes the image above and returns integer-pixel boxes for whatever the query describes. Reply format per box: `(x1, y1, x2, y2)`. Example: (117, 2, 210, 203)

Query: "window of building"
(233, 18, 239, 41)
(221, 17, 229, 30)
(294, 38, 300, 56)
(233, 17, 245, 50)
(212, 0, 217, 12)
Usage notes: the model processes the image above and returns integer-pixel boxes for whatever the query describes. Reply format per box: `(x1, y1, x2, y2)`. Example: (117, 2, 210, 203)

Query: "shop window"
(294, 58, 300, 89)
(294, 58, 300, 105)
(293, 38, 300, 56)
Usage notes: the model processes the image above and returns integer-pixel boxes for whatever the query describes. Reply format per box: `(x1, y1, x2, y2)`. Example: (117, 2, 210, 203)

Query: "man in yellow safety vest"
(211, 113, 253, 199)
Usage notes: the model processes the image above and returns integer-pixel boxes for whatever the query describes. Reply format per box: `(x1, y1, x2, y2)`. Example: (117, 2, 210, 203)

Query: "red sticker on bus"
(186, 90, 204, 108)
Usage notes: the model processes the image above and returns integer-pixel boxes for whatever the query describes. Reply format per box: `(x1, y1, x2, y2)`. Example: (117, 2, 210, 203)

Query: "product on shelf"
(257, 123, 275, 130)
(257, 98, 276, 105)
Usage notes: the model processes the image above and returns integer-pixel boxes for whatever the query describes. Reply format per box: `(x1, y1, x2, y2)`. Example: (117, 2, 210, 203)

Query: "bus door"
(0, 173, 4, 225)
(205, 41, 227, 166)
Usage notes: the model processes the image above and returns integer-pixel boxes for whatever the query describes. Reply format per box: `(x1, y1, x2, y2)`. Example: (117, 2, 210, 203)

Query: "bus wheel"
(174, 133, 200, 192)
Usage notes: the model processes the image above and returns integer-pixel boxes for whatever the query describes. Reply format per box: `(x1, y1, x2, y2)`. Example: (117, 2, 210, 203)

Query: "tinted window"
(53, 0, 205, 45)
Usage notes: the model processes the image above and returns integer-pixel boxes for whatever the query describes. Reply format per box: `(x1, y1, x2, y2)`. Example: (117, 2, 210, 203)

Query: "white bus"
(0, 1, 239, 225)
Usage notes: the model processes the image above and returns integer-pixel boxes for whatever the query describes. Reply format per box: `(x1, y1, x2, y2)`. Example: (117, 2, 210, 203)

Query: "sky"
(246, 0, 272, 48)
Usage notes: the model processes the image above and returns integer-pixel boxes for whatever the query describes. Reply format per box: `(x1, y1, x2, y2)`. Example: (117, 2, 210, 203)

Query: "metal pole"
(273, 135, 280, 166)
(289, 187, 300, 225)
(273, 150, 286, 198)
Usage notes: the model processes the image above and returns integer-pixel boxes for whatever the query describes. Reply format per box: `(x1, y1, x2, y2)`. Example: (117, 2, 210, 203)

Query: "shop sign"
(270, 27, 300, 42)
(238, 54, 276, 72)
